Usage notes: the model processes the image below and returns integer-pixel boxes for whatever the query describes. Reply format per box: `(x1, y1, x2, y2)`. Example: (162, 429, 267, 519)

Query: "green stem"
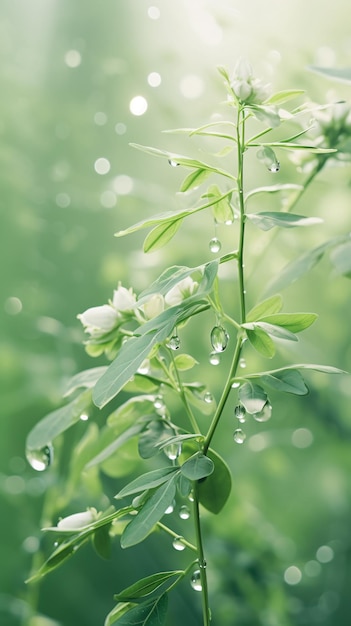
(169, 350, 201, 433)
(237, 106, 247, 324)
(193, 482, 211, 626)
(157, 521, 197, 552)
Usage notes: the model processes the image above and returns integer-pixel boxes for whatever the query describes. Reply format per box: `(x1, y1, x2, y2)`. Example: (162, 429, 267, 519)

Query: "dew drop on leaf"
(210, 325, 229, 353)
(268, 161, 280, 173)
(164, 443, 181, 460)
(234, 404, 246, 422)
(190, 570, 202, 591)
(233, 429, 246, 444)
(168, 159, 179, 167)
(173, 536, 186, 551)
(209, 237, 222, 254)
(167, 335, 180, 350)
(253, 401, 272, 422)
(165, 500, 175, 514)
(179, 505, 191, 520)
(204, 391, 214, 404)
(153, 395, 165, 410)
(209, 351, 220, 366)
(239, 357, 246, 369)
(26, 445, 53, 472)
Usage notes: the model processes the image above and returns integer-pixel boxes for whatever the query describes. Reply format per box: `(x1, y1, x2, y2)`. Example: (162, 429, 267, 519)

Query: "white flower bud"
(142, 293, 165, 319)
(112, 285, 136, 312)
(57, 509, 96, 530)
(77, 304, 118, 336)
(165, 276, 199, 306)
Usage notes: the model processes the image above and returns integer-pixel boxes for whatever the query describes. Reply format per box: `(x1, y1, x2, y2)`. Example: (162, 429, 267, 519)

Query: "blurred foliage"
(1, 1, 351, 625)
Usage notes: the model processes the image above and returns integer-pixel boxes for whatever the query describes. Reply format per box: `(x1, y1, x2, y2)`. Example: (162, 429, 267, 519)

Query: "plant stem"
(169, 350, 201, 433)
(193, 482, 211, 626)
(236, 106, 247, 324)
(157, 521, 197, 552)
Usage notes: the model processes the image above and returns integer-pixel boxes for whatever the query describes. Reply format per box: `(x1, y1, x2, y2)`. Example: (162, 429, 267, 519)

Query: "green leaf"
(330, 241, 351, 278)
(172, 353, 198, 371)
(198, 448, 232, 514)
(245, 183, 303, 202)
(260, 313, 318, 333)
(115, 467, 180, 500)
(238, 382, 268, 414)
(245, 327, 276, 358)
(143, 219, 183, 253)
(180, 452, 214, 481)
(138, 265, 197, 300)
(255, 369, 309, 395)
(105, 594, 168, 626)
(247, 211, 323, 231)
(130, 143, 236, 179)
(63, 367, 108, 396)
(308, 65, 351, 84)
(264, 241, 331, 294)
(114, 191, 235, 238)
(114, 571, 183, 602)
(123, 375, 160, 394)
(248, 104, 281, 127)
(104, 602, 135, 626)
(138, 421, 174, 459)
(246, 295, 283, 322)
(86, 423, 144, 468)
(107, 397, 156, 428)
(245, 321, 298, 342)
(26, 390, 92, 451)
(93, 524, 112, 559)
(264, 89, 305, 105)
(157, 433, 204, 451)
(204, 184, 234, 223)
(180, 168, 211, 192)
(121, 477, 178, 548)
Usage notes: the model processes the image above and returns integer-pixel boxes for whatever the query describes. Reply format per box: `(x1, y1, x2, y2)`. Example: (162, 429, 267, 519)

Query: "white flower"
(142, 293, 165, 319)
(231, 57, 270, 105)
(77, 304, 119, 336)
(165, 277, 199, 307)
(111, 285, 136, 312)
(57, 509, 96, 530)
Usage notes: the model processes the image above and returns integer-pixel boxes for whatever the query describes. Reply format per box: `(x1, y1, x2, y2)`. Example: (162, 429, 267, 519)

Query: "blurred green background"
(1, 1, 351, 625)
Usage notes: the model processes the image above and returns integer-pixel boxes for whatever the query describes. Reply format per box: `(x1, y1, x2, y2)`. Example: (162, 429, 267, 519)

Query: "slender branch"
(157, 521, 197, 552)
(193, 482, 211, 626)
(169, 350, 201, 433)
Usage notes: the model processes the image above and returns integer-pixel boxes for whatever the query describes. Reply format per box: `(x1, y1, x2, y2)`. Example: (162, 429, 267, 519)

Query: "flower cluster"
(77, 277, 199, 357)
(230, 58, 271, 105)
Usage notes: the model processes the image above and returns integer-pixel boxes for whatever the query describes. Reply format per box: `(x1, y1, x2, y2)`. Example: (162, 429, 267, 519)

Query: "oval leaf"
(115, 467, 180, 500)
(180, 452, 214, 481)
(115, 571, 183, 602)
(198, 448, 232, 514)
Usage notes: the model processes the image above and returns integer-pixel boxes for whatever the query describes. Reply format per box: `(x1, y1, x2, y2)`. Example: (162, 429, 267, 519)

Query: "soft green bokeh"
(1, 1, 351, 625)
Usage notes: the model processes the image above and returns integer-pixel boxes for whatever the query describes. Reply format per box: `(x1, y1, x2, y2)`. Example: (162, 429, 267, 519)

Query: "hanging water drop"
(188, 491, 194, 503)
(167, 334, 180, 350)
(164, 443, 181, 461)
(253, 401, 272, 422)
(190, 570, 202, 591)
(26, 445, 53, 472)
(233, 429, 246, 444)
(209, 237, 222, 254)
(232, 381, 240, 388)
(239, 357, 246, 369)
(173, 536, 186, 551)
(179, 505, 191, 520)
(165, 500, 175, 514)
(168, 159, 179, 167)
(209, 351, 220, 365)
(234, 404, 246, 422)
(80, 412, 89, 421)
(268, 161, 280, 173)
(210, 325, 229, 353)
(153, 395, 164, 410)
(204, 391, 214, 404)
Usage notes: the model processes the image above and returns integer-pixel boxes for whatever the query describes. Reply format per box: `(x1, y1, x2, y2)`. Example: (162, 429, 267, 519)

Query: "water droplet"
(232, 381, 240, 388)
(179, 505, 191, 520)
(164, 443, 181, 460)
(210, 325, 229, 353)
(80, 412, 89, 421)
(233, 429, 246, 444)
(168, 159, 179, 167)
(53, 541, 59, 548)
(268, 161, 280, 173)
(204, 391, 214, 404)
(26, 445, 53, 472)
(198, 559, 207, 569)
(190, 570, 202, 591)
(234, 404, 246, 422)
(165, 500, 175, 515)
(154, 395, 165, 409)
(188, 491, 194, 502)
(173, 536, 186, 551)
(253, 402, 272, 422)
(167, 335, 180, 350)
(239, 357, 246, 369)
(209, 351, 220, 366)
(209, 237, 222, 254)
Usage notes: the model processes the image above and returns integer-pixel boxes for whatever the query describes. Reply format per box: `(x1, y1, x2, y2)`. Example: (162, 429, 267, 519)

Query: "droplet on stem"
(233, 429, 246, 444)
(179, 505, 191, 520)
(204, 391, 214, 404)
(164, 443, 181, 460)
(210, 325, 229, 353)
(190, 569, 202, 591)
(26, 445, 53, 472)
(173, 536, 186, 551)
(209, 237, 222, 254)
(167, 334, 180, 350)
(253, 401, 272, 422)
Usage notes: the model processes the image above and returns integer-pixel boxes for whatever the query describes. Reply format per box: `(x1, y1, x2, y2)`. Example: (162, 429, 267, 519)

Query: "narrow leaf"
(264, 241, 330, 294)
(63, 367, 108, 396)
(245, 183, 303, 202)
(121, 477, 178, 548)
(115, 571, 182, 602)
(115, 467, 180, 500)
(260, 313, 318, 333)
(246, 295, 283, 322)
(330, 241, 351, 278)
(247, 211, 323, 231)
(180, 168, 211, 192)
(249, 321, 298, 342)
(308, 65, 351, 84)
(246, 327, 276, 358)
(264, 89, 305, 105)
(143, 219, 183, 253)
(106, 594, 168, 626)
(258, 369, 309, 395)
